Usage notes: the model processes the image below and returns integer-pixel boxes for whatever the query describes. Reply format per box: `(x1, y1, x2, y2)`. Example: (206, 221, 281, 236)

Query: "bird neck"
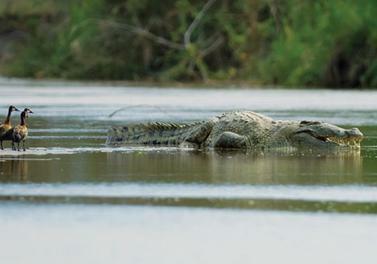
(20, 113, 26, 126)
(4, 108, 12, 124)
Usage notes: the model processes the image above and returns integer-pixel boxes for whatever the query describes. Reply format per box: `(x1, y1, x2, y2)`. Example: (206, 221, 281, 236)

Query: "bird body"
(12, 108, 33, 151)
(12, 124, 28, 143)
(0, 123, 12, 136)
(0, 105, 19, 149)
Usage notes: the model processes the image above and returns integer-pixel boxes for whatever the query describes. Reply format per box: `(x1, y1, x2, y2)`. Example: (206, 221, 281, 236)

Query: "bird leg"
(23, 140, 26, 151)
(0, 140, 3, 150)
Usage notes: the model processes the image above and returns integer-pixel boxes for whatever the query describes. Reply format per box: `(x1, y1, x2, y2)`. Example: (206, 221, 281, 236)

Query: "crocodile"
(106, 111, 363, 150)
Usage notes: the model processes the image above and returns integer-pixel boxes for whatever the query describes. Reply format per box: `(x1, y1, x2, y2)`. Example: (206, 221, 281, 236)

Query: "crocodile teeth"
(326, 136, 361, 146)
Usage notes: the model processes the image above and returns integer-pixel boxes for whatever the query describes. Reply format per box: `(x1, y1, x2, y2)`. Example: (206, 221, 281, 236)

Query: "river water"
(0, 78, 377, 263)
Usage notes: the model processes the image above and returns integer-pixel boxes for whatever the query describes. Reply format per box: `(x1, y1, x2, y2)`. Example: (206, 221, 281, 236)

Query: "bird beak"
(15, 108, 20, 112)
(29, 110, 33, 114)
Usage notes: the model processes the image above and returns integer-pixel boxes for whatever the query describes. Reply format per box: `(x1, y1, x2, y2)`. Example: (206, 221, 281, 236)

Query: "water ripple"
(1, 183, 377, 203)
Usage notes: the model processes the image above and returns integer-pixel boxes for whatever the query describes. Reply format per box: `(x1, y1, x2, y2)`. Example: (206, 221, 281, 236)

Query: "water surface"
(1, 79, 377, 263)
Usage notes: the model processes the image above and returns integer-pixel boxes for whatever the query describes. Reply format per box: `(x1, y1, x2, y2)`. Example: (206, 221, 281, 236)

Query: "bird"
(12, 108, 33, 151)
(0, 105, 20, 150)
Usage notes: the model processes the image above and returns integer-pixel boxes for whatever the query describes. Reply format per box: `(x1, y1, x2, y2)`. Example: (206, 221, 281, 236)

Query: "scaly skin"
(107, 111, 364, 150)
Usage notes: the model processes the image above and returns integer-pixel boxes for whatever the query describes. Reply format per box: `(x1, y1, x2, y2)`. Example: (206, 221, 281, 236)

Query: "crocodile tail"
(107, 121, 201, 145)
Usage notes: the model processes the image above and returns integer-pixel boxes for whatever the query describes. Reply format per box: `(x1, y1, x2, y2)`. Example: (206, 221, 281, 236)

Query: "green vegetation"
(0, 0, 376, 87)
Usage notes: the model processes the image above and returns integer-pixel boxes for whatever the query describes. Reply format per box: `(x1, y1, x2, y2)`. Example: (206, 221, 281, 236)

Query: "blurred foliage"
(259, 0, 377, 88)
(0, 0, 376, 87)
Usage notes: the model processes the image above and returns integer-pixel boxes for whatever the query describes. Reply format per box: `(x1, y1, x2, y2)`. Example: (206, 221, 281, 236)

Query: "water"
(1, 78, 377, 263)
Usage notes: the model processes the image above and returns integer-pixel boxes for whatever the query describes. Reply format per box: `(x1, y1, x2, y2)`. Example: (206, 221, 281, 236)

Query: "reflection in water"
(0, 148, 363, 186)
(208, 151, 363, 185)
(105, 149, 363, 185)
(0, 158, 29, 182)
(0, 149, 370, 214)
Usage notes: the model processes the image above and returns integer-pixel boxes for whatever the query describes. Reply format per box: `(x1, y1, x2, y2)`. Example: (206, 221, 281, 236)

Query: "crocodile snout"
(346, 128, 363, 138)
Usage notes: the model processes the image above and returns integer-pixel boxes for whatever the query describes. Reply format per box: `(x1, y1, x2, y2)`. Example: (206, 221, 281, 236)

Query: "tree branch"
(268, 0, 281, 33)
(103, 20, 185, 50)
(200, 36, 224, 57)
(183, 0, 218, 47)
(94, 0, 222, 81)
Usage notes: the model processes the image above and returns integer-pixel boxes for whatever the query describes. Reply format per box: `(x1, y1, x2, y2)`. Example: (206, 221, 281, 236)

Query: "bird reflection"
(0, 158, 29, 182)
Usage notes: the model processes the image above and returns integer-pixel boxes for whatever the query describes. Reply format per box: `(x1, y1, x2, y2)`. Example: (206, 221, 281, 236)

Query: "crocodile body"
(107, 111, 363, 150)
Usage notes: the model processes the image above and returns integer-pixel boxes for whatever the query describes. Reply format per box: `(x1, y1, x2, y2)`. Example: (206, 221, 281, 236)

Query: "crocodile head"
(289, 121, 363, 149)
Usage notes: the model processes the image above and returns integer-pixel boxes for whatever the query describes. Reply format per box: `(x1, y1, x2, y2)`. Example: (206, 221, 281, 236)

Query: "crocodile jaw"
(324, 136, 363, 147)
(291, 131, 363, 149)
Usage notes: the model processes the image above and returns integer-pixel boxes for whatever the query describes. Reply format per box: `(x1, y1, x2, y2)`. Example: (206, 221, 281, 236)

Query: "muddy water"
(0, 79, 377, 264)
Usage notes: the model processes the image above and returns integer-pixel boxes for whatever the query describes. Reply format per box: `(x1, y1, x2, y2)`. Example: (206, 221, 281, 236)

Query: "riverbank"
(0, 0, 376, 88)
